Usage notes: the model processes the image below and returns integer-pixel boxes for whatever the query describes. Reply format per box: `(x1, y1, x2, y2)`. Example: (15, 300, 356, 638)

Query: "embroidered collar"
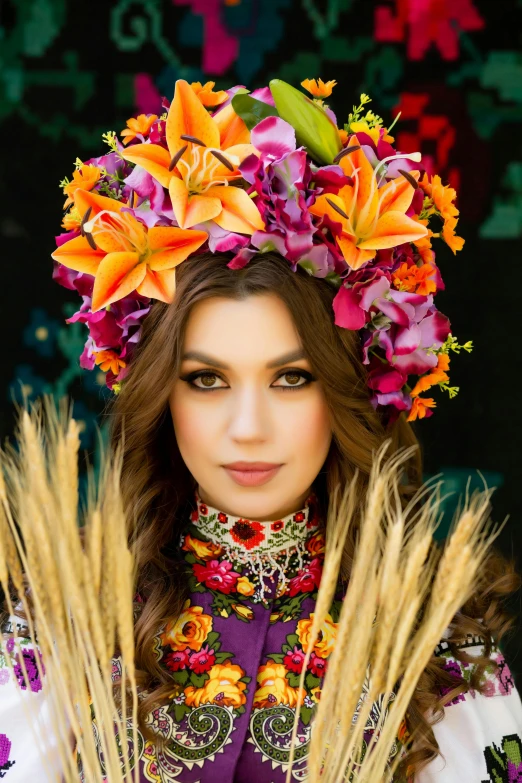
(190, 493, 319, 557)
(185, 493, 322, 605)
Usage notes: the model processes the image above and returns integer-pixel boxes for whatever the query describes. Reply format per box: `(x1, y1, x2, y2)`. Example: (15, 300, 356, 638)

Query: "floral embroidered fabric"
(2, 497, 522, 782)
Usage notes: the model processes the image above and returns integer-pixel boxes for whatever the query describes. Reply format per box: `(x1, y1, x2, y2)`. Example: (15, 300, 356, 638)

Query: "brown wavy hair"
(107, 251, 520, 776)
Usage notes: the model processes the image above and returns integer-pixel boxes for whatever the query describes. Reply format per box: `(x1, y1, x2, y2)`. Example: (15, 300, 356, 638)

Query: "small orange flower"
(407, 396, 436, 422)
(63, 164, 101, 209)
(121, 114, 158, 145)
(442, 216, 465, 254)
(301, 78, 337, 98)
(338, 128, 349, 145)
(61, 207, 81, 231)
(392, 261, 436, 296)
(190, 81, 228, 108)
(410, 353, 450, 397)
(419, 173, 459, 221)
(93, 350, 126, 375)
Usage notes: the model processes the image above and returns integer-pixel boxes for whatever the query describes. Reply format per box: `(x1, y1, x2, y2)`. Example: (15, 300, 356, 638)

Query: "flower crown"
(52, 77, 472, 423)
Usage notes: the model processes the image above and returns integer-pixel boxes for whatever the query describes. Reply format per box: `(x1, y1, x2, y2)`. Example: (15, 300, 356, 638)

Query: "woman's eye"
(191, 373, 226, 389)
(273, 371, 311, 389)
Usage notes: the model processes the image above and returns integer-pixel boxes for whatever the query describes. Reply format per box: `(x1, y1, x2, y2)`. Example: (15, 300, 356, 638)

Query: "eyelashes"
(179, 369, 316, 392)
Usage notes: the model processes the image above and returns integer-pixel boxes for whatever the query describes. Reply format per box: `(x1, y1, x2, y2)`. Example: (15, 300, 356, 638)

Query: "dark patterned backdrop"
(1, 0, 521, 678)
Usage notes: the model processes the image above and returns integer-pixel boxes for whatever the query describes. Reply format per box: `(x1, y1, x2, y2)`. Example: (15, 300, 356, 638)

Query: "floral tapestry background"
(0, 0, 521, 680)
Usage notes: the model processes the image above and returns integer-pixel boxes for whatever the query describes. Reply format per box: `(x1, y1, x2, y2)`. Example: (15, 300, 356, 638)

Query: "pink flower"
(164, 648, 190, 672)
(193, 559, 240, 594)
(188, 645, 216, 674)
(288, 558, 323, 597)
(308, 652, 328, 678)
(284, 646, 306, 674)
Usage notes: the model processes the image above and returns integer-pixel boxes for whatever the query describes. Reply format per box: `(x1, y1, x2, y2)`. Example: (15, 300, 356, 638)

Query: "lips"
(222, 462, 283, 488)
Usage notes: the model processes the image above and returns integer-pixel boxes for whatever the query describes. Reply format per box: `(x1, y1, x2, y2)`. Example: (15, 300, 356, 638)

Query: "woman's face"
(169, 293, 332, 521)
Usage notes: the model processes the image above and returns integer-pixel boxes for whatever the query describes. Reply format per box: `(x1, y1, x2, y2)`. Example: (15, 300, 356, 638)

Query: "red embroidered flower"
(308, 652, 328, 678)
(218, 512, 228, 524)
(293, 511, 306, 523)
(164, 648, 190, 672)
(199, 503, 209, 516)
(230, 519, 265, 550)
(288, 557, 323, 597)
(193, 559, 240, 593)
(284, 646, 306, 674)
(190, 509, 199, 522)
(271, 520, 284, 532)
(188, 644, 216, 674)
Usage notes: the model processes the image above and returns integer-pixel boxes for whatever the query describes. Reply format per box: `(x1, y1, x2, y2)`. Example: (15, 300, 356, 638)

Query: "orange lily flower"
(301, 78, 337, 98)
(407, 396, 436, 422)
(63, 164, 101, 208)
(309, 136, 428, 270)
(190, 81, 228, 108)
(442, 216, 465, 254)
(51, 189, 207, 312)
(122, 79, 263, 233)
(121, 114, 158, 145)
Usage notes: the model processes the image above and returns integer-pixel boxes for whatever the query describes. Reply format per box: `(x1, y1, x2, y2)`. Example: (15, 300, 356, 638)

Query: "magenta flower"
(308, 652, 328, 678)
(192, 559, 240, 594)
(288, 557, 323, 597)
(188, 645, 216, 674)
(284, 646, 306, 674)
(164, 648, 190, 672)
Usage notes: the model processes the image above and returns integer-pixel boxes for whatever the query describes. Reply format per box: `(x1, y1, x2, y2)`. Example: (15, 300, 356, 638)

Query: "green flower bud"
(269, 79, 342, 164)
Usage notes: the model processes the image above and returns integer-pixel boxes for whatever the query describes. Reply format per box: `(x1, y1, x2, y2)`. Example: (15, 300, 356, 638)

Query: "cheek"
(169, 385, 218, 462)
(278, 392, 332, 455)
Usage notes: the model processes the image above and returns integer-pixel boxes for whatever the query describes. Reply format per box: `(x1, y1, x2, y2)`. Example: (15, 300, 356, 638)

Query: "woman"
(2, 77, 522, 781)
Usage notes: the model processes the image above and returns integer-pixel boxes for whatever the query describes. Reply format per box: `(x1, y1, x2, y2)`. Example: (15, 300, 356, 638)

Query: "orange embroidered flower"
(236, 576, 255, 597)
(62, 164, 101, 209)
(93, 350, 126, 375)
(407, 396, 437, 422)
(190, 80, 228, 108)
(305, 530, 326, 556)
(182, 534, 223, 561)
(392, 261, 437, 296)
(297, 612, 337, 658)
(184, 661, 247, 708)
(160, 600, 212, 651)
(301, 78, 337, 98)
(253, 662, 302, 708)
(121, 114, 158, 145)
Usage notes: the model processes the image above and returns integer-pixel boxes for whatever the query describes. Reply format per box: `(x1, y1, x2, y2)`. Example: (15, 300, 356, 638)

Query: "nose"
(227, 384, 269, 444)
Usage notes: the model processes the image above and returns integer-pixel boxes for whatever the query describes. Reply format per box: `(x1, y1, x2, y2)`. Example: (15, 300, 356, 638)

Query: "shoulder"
(414, 633, 522, 782)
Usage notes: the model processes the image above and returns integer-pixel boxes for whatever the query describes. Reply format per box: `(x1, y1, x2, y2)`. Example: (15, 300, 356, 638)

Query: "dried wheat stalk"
(0, 397, 138, 783)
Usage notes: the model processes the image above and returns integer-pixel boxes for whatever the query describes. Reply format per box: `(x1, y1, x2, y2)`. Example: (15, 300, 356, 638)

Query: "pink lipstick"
(222, 461, 283, 487)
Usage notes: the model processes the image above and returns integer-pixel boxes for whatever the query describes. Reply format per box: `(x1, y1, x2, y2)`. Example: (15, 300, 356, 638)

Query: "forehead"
(183, 294, 303, 362)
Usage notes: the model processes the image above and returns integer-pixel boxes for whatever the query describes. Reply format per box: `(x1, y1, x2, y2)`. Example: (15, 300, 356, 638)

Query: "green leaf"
(281, 644, 291, 654)
(503, 736, 522, 764)
(286, 633, 299, 648)
(269, 79, 342, 164)
(190, 672, 209, 689)
(172, 669, 189, 686)
(173, 702, 191, 723)
(235, 705, 246, 716)
(300, 705, 314, 726)
(286, 671, 303, 688)
(215, 651, 234, 663)
(305, 672, 321, 690)
(231, 93, 279, 130)
(268, 653, 286, 664)
(206, 631, 220, 648)
(184, 553, 196, 564)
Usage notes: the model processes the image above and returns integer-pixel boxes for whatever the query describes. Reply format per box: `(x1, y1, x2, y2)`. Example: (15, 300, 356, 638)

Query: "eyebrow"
(181, 348, 308, 370)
